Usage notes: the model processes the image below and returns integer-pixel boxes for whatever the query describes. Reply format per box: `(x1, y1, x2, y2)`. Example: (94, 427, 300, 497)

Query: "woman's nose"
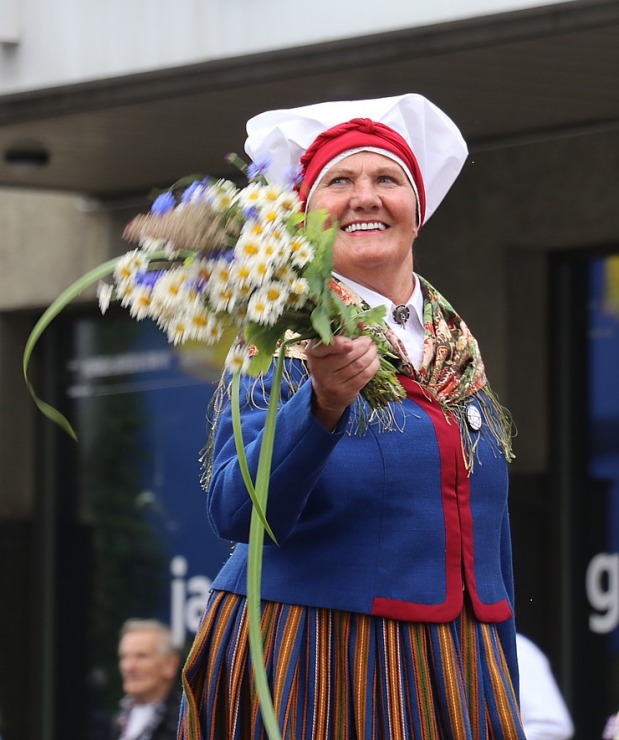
(350, 180, 380, 209)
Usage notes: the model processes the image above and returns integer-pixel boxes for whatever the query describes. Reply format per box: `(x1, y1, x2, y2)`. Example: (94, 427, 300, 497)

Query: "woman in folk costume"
(178, 93, 525, 739)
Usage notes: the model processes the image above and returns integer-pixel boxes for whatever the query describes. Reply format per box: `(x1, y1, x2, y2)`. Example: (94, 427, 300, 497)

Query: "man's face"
(118, 630, 178, 704)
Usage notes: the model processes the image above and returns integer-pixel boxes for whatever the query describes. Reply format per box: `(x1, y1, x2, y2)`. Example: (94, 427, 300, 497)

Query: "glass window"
(585, 255, 619, 730)
(50, 313, 233, 737)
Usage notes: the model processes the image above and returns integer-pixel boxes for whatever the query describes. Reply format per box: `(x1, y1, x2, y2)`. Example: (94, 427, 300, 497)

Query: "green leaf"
(224, 153, 249, 176)
(310, 304, 334, 345)
(287, 211, 305, 228)
(22, 255, 124, 440)
(321, 292, 353, 336)
(303, 263, 328, 298)
(247, 351, 274, 377)
(244, 323, 281, 353)
(168, 174, 207, 192)
(355, 304, 387, 326)
(303, 209, 329, 240)
(244, 323, 285, 377)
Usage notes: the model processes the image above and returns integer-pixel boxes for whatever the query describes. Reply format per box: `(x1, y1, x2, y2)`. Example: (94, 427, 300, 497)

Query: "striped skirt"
(178, 591, 525, 739)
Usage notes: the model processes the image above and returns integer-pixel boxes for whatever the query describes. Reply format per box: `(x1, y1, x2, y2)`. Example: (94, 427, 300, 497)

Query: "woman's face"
(308, 151, 419, 294)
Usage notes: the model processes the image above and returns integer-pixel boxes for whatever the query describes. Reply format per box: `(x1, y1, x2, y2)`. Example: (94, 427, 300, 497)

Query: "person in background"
(603, 709, 619, 739)
(112, 619, 181, 740)
(516, 633, 574, 739)
(179, 93, 525, 738)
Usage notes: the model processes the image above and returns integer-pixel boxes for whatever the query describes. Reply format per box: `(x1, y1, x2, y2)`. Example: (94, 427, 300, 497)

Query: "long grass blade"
(230, 372, 278, 544)
(22, 249, 179, 440)
(245, 341, 293, 740)
(22, 256, 123, 440)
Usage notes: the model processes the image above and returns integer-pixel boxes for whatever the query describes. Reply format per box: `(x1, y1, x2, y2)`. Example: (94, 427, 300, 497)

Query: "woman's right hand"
(304, 335, 380, 430)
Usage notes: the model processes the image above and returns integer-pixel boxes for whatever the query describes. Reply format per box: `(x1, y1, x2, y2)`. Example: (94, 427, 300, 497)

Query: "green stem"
(244, 334, 313, 739)
(230, 373, 278, 544)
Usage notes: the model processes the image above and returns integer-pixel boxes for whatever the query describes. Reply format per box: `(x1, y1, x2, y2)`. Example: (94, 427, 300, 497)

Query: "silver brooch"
(466, 405, 482, 431)
(392, 304, 410, 327)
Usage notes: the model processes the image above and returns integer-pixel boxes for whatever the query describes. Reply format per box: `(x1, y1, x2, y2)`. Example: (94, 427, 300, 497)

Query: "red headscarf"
(299, 117, 426, 225)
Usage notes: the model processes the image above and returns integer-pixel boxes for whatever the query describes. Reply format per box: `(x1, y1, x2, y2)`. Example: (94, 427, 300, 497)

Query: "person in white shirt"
(602, 709, 619, 739)
(112, 619, 181, 740)
(517, 633, 575, 739)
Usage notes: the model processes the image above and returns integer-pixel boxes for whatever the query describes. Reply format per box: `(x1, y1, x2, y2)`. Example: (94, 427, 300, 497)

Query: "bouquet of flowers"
(23, 159, 405, 739)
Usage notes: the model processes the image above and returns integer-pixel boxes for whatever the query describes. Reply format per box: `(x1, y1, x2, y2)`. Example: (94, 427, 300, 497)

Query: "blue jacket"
(208, 360, 515, 634)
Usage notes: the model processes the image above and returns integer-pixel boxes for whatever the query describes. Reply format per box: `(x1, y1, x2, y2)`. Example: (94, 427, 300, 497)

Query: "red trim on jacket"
(371, 376, 512, 623)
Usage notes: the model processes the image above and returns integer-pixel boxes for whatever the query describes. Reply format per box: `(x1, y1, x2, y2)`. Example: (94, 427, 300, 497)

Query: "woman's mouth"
(343, 221, 387, 233)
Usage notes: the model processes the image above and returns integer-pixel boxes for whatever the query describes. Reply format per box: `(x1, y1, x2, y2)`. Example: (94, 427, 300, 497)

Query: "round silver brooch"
(466, 405, 482, 431)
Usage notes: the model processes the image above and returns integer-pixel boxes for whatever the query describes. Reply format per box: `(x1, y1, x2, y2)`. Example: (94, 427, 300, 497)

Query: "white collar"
(332, 271, 424, 368)
(332, 272, 424, 326)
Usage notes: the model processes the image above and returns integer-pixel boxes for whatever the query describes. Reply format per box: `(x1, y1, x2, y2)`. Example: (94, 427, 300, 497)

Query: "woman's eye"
(328, 176, 348, 186)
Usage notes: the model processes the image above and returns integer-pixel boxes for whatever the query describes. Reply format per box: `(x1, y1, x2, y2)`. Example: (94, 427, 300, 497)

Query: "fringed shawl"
(201, 274, 514, 488)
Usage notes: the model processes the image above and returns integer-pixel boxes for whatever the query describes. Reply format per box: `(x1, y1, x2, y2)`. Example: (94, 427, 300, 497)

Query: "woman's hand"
(305, 335, 380, 430)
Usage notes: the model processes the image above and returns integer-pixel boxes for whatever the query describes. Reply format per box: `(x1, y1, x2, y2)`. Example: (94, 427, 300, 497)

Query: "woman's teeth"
(344, 222, 386, 233)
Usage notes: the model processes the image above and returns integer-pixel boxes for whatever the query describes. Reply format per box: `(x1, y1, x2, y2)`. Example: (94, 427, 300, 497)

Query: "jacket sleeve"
(206, 359, 351, 544)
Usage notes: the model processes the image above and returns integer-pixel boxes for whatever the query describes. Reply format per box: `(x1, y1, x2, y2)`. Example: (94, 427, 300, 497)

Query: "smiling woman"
(309, 152, 419, 303)
(177, 93, 524, 740)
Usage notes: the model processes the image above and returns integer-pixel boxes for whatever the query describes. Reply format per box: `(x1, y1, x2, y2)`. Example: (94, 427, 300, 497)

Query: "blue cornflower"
(247, 156, 272, 181)
(135, 270, 164, 287)
(180, 178, 210, 204)
(209, 247, 234, 263)
(243, 205, 261, 222)
(181, 181, 202, 204)
(285, 165, 304, 189)
(150, 191, 176, 215)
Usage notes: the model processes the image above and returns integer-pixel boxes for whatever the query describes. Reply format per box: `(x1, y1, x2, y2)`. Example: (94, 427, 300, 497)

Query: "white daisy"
(225, 343, 252, 374)
(186, 257, 214, 287)
(180, 309, 221, 344)
(140, 236, 169, 253)
(97, 282, 114, 315)
(127, 284, 153, 321)
(261, 184, 286, 204)
(205, 179, 238, 210)
(285, 277, 310, 309)
(259, 232, 289, 267)
(243, 256, 273, 287)
(114, 249, 149, 287)
(166, 319, 188, 346)
(149, 269, 190, 315)
(275, 189, 301, 216)
(202, 314, 225, 344)
(289, 235, 314, 268)
(234, 229, 263, 261)
(237, 182, 268, 210)
(205, 259, 238, 312)
(258, 202, 286, 229)
(208, 283, 237, 314)
(247, 282, 287, 325)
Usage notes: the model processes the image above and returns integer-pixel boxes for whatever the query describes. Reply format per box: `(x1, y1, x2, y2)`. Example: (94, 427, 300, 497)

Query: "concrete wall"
(0, 188, 122, 520)
(0, 188, 116, 310)
(419, 127, 619, 475)
(0, 0, 575, 93)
